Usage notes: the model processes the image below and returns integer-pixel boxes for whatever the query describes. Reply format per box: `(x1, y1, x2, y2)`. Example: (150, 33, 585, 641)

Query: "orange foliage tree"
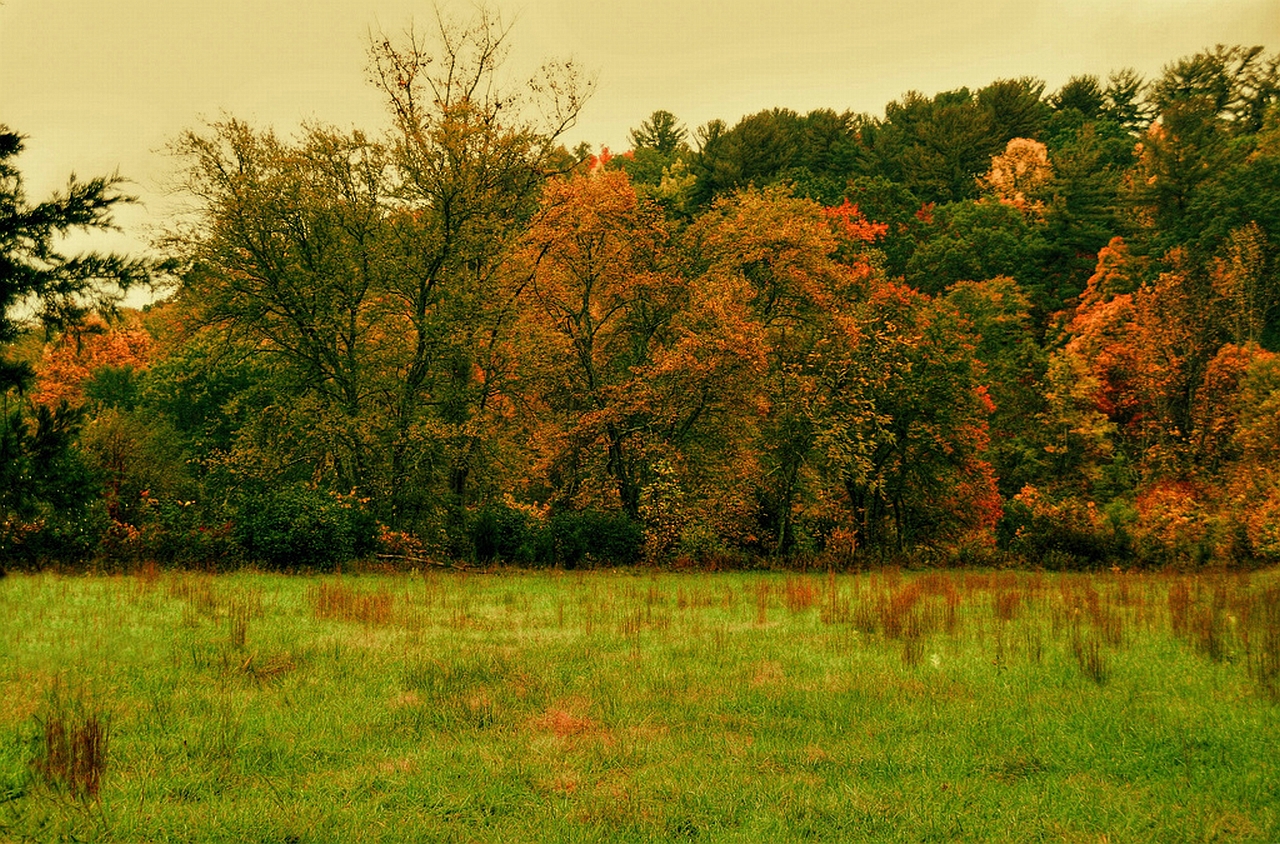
(32, 314, 152, 409)
(515, 170, 766, 546)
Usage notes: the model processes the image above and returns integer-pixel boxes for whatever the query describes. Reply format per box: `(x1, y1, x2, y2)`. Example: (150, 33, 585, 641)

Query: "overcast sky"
(1, 0, 1276, 258)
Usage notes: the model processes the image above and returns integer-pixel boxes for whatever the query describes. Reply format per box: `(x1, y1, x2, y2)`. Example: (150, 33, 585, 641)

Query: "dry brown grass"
(1248, 585, 1280, 700)
(1071, 628, 1109, 684)
(994, 588, 1022, 622)
(32, 688, 109, 800)
(783, 577, 819, 613)
(754, 581, 771, 626)
(309, 579, 395, 625)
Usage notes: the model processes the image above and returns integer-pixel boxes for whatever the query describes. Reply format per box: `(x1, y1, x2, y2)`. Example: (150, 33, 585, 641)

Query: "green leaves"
(1, 128, 155, 355)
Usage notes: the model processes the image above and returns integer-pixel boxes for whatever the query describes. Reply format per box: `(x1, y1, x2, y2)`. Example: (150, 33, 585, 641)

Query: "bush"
(1, 501, 109, 570)
(1, 403, 109, 568)
(1131, 481, 1211, 567)
(549, 509, 644, 568)
(1245, 487, 1280, 563)
(469, 502, 548, 564)
(231, 485, 376, 571)
(999, 485, 1124, 568)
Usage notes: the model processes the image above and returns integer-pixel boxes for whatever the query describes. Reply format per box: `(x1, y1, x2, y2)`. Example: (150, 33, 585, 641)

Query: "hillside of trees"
(3, 24, 1279, 571)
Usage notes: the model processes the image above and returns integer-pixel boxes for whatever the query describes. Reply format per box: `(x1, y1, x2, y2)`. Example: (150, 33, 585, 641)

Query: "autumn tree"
(169, 9, 590, 547)
(171, 123, 393, 494)
(980, 138, 1053, 214)
(814, 281, 1000, 552)
(1, 126, 157, 563)
(32, 313, 152, 410)
(685, 187, 998, 555)
(515, 171, 681, 516)
(686, 187, 865, 553)
(369, 8, 590, 531)
(515, 170, 766, 557)
(1227, 350, 1280, 560)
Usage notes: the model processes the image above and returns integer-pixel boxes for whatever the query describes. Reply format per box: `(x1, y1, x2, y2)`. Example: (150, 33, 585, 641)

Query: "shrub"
(1, 403, 109, 568)
(231, 485, 376, 571)
(1, 501, 110, 570)
(1131, 480, 1211, 567)
(549, 509, 644, 568)
(676, 519, 726, 566)
(469, 501, 548, 564)
(1244, 486, 1280, 563)
(999, 485, 1124, 567)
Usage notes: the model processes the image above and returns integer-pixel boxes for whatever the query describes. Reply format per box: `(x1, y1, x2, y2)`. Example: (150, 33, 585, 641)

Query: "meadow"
(1, 565, 1278, 843)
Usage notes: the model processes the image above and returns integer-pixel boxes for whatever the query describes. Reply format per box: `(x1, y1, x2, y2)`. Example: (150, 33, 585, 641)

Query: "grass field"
(1, 565, 1278, 842)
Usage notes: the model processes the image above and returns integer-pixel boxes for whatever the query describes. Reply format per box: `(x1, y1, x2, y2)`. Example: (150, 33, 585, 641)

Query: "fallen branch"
(375, 553, 472, 572)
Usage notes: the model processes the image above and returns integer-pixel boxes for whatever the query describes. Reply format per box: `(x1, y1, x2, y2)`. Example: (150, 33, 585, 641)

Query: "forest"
(3, 22, 1279, 572)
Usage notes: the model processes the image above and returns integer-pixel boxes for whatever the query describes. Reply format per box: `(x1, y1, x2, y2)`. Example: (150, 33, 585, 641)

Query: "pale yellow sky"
(1, 0, 1276, 258)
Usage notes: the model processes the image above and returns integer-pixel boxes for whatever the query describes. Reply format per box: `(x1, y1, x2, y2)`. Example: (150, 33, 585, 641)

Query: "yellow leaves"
(1211, 222, 1273, 344)
(1231, 351, 1280, 466)
(1244, 487, 1280, 561)
(980, 138, 1053, 217)
(691, 186, 853, 315)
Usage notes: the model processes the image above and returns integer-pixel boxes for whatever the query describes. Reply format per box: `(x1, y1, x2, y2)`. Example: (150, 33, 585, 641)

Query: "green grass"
(1, 565, 1278, 842)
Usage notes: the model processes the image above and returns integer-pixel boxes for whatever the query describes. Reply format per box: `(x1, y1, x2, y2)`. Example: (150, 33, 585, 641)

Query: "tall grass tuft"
(228, 599, 251, 650)
(820, 570, 851, 624)
(901, 613, 924, 667)
(1249, 585, 1280, 700)
(1071, 626, 1108, 685)
(754, 581, 771, 626)
(1192, 605, 1229, 662)
(882, 581, 923, 639)
(994, 587, 1021, 622)
(309, 579, 395, 625)
(1168, 578, 1192, 637)
(783, 577, 818, 613)
(31, 686, 110, 800)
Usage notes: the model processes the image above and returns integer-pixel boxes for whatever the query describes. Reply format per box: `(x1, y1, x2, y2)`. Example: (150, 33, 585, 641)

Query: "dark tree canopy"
(629, 110, 687, 156)
(0, 127, 153, 392)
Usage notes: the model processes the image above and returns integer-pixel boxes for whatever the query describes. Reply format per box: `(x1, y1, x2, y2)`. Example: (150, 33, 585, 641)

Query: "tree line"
(2, 19, 1278, 570)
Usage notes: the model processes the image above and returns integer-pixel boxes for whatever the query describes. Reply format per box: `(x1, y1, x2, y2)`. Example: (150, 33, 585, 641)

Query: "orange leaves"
(691, 186, 858, 318)
(522, 171, 674, 320)
(974, 384, 996, 414)
(1065, 241, 1231, 448)
(1210, 222, 1274, 344)
(1132, 479, 1210, 564)
(33, 316, 153, 409)
(1231, 351, 1280, 466)
(1064, 291, 1142, 424)
(1192, 343, 1271, 465)
(824, 199, 888, 245)
(517, 170, 691, 513)
(1078, 237, 1144, 309)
